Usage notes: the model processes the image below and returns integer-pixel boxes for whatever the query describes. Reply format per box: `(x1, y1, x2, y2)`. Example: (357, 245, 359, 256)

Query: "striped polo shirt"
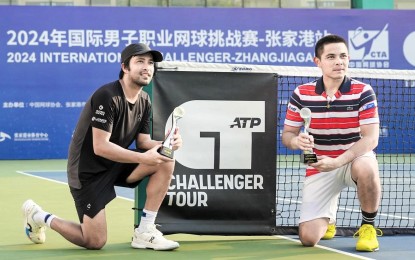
(284, 76, 379, 177)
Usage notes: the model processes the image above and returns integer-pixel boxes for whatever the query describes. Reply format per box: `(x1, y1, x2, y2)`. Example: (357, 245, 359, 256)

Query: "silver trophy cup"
(300, 107, 318, 163)
(158, 106, 185, 159)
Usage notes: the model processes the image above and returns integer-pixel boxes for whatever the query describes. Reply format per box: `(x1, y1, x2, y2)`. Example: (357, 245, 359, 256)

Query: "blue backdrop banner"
(0, 6, 414, 159)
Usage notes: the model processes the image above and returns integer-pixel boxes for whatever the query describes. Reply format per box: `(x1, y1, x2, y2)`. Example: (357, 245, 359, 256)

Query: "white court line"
(17, 170, 68, 185)
(16, 170, 134, 202)
(274, 235, 375, 260)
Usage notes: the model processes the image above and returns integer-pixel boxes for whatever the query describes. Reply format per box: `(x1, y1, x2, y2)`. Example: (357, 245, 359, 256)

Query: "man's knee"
(81, 211, 107, 249)
(160, 160, 175, 175)
(84, 238, 107, 250)
(299, 220, 328, 247)
(299, 229, 320, 247)
(352, 158, 379, 181)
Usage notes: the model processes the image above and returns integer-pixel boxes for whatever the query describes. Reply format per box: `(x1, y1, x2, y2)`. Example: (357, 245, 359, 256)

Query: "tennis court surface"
(1, 160, 414, 260)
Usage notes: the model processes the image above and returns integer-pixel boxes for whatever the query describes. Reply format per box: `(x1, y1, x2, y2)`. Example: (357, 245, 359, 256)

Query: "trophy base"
(301, 153, 318, 164)
(158, 146, 174, 159)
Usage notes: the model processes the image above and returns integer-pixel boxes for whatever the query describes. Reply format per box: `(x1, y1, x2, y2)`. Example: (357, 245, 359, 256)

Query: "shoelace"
(353, 226, 383, 239)
(147, 224, 164, 236)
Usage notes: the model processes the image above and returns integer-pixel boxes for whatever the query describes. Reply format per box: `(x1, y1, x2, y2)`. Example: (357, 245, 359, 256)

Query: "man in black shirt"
(22, 43, 182, 251)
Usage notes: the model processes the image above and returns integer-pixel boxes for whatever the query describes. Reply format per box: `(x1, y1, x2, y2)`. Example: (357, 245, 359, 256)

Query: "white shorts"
(299, 151, 377, 224)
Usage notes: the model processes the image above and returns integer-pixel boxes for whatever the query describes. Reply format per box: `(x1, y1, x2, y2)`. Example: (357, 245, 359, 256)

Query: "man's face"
(314, 42, 350, 81)
(124, 53, 155, 87)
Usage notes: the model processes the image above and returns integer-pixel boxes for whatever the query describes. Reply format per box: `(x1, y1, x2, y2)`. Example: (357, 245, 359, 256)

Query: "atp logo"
(167, 100, 265, 170)
(230, 118, 261, 128)
(0, 132, 12, 142)
(348, 24, 389, 68)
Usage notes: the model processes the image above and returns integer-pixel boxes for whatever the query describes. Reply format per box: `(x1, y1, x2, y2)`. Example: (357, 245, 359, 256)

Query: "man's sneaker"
(22, 199, 47, 244)
(131, 224, 179, 251)
(354, 224, 383, 252)
(322, 224, 336, 240)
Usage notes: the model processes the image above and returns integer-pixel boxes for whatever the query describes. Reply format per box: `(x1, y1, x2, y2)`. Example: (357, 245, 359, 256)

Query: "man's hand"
(171, 127, 182, 151)
(309, 155, 341, 172)
(141, 144, 174, 165)
(295, 132, 315, 152)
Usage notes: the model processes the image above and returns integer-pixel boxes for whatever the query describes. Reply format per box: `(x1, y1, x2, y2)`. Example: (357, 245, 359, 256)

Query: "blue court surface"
(18, 169, 415, 260)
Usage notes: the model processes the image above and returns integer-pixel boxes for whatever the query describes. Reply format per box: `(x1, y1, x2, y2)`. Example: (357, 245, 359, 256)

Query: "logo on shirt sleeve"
(361, 101, 376, 111)
(288, 104, 299, 112)
(92, 117, 107, 124)
(95, 105, 105, 116)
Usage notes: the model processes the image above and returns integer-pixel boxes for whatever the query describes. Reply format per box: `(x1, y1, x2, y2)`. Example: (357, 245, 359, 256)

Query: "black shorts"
(70, 162, 142, 223)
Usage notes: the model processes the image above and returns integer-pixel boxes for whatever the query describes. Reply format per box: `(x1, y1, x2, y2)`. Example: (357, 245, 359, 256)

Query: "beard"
(133, 78, 150, 87)
(132, 74, 152, 87)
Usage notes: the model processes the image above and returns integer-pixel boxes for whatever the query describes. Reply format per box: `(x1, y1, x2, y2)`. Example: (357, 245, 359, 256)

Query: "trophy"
(158, 106, 185, 159)
(300, 107, 318, 163)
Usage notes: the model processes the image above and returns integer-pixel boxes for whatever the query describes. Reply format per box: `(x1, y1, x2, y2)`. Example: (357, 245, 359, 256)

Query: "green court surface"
(0, 160, 370, 259)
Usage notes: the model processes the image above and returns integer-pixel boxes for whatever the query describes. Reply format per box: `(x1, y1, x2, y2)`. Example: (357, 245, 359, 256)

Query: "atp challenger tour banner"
(152, 71, 277, 234)
(0, 6, 414, 159)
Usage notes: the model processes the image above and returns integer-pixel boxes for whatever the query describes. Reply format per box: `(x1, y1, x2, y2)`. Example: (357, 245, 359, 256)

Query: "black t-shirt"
(67, 80, 151, 189)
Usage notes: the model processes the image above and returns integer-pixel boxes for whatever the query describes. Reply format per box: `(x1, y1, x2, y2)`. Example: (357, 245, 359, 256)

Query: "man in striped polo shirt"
(282, 34, 382, 252)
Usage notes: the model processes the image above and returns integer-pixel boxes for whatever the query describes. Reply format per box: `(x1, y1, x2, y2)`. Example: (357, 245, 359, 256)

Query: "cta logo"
(403, 31, 415, 67)
(0, 132, 11, 142)
(348, 24, 389, 68)
(168, 100, 265, 169)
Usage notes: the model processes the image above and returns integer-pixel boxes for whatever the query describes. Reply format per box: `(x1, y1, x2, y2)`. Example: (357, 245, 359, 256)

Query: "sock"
(138, 209, 158, 233)
(33, 210, 55, 228)
(45, 214, 56, 228)
(361, 210, 377, 226)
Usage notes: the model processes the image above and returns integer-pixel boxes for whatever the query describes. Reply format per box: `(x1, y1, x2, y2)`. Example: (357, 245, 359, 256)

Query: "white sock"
(33, 210, 55, 228)
(138, 209, 157, 232)
(45, 214, 56, 228)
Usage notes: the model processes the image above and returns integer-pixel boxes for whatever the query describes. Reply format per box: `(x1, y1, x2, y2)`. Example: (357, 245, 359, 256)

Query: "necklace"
(326, 95, 337, 109)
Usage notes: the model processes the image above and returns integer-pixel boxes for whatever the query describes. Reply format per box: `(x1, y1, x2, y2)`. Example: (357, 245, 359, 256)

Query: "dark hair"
(118, 55, 159, 79)
(314, 34, 348, 59)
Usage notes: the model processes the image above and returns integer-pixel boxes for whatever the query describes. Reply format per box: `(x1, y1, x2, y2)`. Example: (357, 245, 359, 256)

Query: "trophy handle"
(159, 106, 185, 159)
(299, 107, 317, 163)
(300, 107, 312, 133)
(163, 116, 177, 146)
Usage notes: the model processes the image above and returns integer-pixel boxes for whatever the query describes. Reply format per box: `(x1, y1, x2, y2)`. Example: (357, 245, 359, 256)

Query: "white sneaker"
(22, 199, 47, 244)
(131, 224, 179, 251)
